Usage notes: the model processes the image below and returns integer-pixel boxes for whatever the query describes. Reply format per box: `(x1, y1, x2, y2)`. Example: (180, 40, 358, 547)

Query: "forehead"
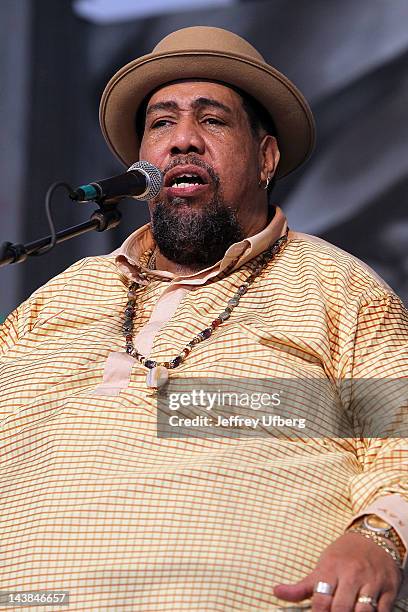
(146, 80, 244, 111)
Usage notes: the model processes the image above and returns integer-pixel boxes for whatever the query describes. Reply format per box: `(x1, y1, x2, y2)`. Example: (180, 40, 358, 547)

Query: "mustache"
(163, 154, 220, 186)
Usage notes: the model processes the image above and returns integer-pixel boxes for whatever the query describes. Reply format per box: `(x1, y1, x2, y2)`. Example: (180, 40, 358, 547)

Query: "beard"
(151, 156, 244, 270)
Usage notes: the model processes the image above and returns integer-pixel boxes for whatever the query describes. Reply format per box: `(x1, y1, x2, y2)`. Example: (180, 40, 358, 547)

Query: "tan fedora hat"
(99, 26, 315, 179)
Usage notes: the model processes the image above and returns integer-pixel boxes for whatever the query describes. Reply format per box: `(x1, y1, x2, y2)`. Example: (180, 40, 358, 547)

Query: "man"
(1, 26, 407, 611)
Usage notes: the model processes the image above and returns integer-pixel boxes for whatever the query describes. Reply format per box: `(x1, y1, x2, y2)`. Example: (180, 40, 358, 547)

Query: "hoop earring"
(258, 175, 271, 190)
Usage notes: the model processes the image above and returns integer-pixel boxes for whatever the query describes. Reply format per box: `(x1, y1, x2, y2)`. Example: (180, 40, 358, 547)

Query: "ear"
(258, 135, 280, 183)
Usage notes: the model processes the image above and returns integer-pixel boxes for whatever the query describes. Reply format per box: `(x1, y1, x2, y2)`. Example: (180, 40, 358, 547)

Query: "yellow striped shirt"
(1, 207, 408, 610)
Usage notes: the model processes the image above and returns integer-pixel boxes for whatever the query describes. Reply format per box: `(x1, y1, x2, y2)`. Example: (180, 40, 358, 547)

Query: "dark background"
(1, 0, 407, 320)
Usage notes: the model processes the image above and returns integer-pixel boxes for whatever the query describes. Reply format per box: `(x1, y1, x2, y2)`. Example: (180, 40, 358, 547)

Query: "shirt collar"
(113, 205, 288, 286)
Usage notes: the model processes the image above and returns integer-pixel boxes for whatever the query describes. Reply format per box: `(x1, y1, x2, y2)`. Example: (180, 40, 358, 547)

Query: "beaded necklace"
(123, 230, 288, 389)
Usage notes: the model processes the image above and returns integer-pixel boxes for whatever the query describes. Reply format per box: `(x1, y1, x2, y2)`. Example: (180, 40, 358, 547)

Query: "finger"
(326, 578, 359, 611)
(309, 578, 338, 611)
(273, 576, 315, 602)
(378, 591, 398, 612)
(310, 592, 334, 611)
(354, 583, 382, 612)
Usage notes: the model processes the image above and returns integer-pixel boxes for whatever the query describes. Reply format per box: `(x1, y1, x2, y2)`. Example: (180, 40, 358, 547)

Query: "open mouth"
(163, 165, 212, 200)
(170, 173, 205, 188)
(164, 165, 210, 190)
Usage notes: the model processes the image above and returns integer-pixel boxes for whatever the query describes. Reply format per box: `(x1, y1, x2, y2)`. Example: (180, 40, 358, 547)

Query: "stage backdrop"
(1, 0, 407, 320)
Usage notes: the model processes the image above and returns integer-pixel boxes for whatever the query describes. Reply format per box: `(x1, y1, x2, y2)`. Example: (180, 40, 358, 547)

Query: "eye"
(203, 117, 225, 126)
(151, 119, 173, 129)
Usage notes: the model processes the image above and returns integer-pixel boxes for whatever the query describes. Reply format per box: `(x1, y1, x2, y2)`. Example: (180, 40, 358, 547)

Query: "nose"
(170, 117, 205, 155)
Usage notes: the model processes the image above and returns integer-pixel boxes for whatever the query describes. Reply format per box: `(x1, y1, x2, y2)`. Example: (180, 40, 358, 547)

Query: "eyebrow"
(146, 97, 232, 117)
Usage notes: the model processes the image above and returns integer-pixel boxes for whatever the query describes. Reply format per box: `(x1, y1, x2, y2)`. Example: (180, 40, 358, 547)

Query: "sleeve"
(0, 308, 20, 354)
(340, 291, 408, 593)
(0, 293, 40, 356)
(0, 257, 94, 358)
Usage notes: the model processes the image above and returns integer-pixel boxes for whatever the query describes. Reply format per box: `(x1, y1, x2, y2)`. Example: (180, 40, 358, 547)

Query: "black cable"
(32, 182, 75, 255)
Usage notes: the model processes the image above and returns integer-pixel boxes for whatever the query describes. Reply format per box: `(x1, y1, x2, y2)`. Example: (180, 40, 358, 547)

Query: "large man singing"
(1, 26, 407, 611)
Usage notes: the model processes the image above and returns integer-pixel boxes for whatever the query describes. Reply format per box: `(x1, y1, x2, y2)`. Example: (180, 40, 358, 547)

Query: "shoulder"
(281, 231, 397, 306)
(30, 254, 123, 299)
(1, 255, 123, 348)
(19, 254, 125, 324)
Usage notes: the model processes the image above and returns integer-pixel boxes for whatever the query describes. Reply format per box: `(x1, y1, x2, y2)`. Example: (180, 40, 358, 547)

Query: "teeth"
(170, 172, 203, 188)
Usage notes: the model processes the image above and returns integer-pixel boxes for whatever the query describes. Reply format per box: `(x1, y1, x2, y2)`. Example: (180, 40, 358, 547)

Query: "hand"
(273, 531, 402, 611)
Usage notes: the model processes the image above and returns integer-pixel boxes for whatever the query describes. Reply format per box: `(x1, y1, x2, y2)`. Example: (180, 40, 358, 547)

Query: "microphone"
(70, 161, 163, 203)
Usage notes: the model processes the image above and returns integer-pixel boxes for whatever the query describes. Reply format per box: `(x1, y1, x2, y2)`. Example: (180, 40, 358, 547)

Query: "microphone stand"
(0, 189, 122, 268)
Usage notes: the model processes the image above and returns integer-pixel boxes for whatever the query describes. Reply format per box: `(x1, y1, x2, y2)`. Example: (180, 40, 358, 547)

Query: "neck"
(154, 252, 205, 276)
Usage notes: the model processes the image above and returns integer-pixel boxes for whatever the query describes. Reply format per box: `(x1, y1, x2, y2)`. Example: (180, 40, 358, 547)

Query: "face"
(139, 80, 279, 267)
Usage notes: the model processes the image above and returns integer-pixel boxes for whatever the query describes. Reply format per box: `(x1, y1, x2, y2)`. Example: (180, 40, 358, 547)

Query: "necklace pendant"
(146, 365, 169, 389)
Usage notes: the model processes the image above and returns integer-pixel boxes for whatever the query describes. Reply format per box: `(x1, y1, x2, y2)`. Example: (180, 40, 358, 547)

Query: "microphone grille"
(127, 161, 163, 200)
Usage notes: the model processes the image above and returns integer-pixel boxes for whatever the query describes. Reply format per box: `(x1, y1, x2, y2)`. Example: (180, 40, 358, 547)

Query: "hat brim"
(99, 49, 316, 179)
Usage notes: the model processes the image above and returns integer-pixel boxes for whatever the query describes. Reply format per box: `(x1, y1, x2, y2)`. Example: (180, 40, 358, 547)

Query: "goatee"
(152, 196, 244, 270)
